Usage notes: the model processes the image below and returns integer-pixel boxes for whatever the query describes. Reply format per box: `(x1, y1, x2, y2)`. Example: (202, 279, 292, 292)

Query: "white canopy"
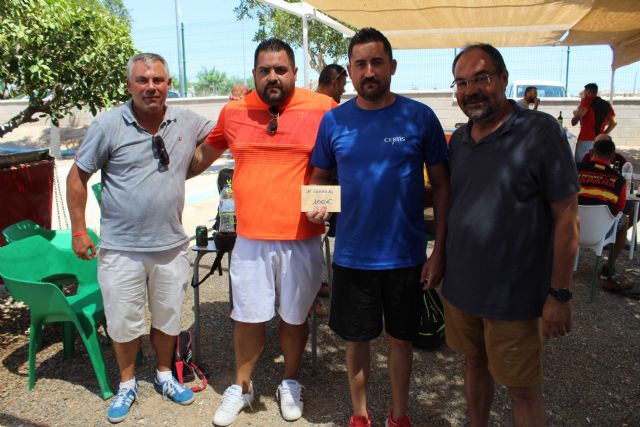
(304, 0, 640, 69)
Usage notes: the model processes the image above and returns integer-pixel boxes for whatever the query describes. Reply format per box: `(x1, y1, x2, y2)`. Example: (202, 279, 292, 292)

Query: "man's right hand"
(306, 206, 331, 224)
(73, 234, 96, 260)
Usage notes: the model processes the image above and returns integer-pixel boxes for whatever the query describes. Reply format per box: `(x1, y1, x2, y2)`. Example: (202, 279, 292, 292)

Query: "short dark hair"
(318, 64, 346, 86)
(584, 83, 598, 94)
(525, 86, 537, 95)
(254, 38, 295, 69)
(452, 43, 507, 75)
(348, 27, 393, 61)
(594, 137, 615, 156)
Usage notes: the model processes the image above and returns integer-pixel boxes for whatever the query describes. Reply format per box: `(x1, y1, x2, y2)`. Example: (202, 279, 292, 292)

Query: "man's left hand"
(420, 249, 444, 290)
(542, 296, 572, 339)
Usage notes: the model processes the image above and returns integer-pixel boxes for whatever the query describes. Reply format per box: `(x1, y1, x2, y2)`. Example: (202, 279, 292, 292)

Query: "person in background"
(577, 134, 633, 292)
(66, 53, 214, 423)
(317, 63, 347, 103)
(445, 43, 579, 426)
(581, 135, 640, 239)
(307, 27, 450, 427)
(188, 38, 336, 426)
(517, 86, 539, 110)
(571, 83, 617, 162)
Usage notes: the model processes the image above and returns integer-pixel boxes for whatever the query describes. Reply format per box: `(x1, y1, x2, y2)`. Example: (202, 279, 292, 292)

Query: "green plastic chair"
(0, 235, 113, 399)
(91, 182, 103, 207)
(2, 219, 100, 253)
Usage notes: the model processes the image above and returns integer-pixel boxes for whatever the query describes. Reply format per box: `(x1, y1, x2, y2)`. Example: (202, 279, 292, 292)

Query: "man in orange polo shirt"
(188, 38, 336, 426)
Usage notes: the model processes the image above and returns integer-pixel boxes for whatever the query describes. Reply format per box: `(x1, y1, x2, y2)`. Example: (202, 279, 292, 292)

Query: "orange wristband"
(72, 230, 88, 237)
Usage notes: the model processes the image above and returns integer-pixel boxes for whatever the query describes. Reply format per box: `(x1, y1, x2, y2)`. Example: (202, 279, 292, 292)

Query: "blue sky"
(123, 0, 640, 96)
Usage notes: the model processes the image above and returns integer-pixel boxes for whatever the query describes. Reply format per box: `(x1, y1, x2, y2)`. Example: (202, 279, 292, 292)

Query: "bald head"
(593, 134, 615, 160)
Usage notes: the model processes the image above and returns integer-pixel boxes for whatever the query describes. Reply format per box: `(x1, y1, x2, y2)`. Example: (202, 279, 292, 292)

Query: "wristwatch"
(549, 287, 572, 303)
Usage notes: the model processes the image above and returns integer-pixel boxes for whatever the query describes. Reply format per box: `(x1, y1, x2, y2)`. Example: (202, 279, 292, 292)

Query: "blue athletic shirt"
(311, 95, 448, 269)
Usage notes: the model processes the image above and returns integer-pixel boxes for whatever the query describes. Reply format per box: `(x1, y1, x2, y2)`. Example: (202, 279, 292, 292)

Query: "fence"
(2, 93, 639, 146)
(132, 18, 640, 97)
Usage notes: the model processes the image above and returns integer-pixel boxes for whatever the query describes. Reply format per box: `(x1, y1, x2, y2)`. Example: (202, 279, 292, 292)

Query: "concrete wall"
(2, 92, 640, 146)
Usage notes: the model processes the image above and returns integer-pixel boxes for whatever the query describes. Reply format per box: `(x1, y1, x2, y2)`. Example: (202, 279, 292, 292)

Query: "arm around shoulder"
(188, 142, 226, 179)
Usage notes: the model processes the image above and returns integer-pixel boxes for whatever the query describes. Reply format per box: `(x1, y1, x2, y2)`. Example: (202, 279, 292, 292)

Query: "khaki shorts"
(229, 236, 322, 325)
(443, 298, 543, 387)
(98, 244, 190, 343)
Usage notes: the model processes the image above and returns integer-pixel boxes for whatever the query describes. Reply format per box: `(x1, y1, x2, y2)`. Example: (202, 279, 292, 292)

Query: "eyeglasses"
(450, 72, 498, 92)
(152, 135, 170, 165)
(266, 106, 279, 134)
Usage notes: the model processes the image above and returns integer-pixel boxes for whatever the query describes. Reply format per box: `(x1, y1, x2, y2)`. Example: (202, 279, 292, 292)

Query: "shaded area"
(0, 244, 638, 425)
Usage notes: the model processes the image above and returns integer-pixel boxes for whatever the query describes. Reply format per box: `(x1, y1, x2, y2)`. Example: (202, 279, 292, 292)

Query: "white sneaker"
(212, 382, 254, 426)
(276, 379, 304, 421)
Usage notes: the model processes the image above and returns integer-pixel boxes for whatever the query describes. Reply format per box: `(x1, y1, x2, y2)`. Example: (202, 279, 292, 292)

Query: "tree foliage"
(192, 67, 252, 97)
(0, 0, 136, 137)
(234, 0, 349, 74)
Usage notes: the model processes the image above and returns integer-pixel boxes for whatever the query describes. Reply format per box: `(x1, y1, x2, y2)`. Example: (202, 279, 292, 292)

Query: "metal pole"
(609, 66, 615, 103)
(302, 13, 309, 89)
(174, 0, 186, 97)
(564, 46, 570, 96)
(181, 22, 187, 95)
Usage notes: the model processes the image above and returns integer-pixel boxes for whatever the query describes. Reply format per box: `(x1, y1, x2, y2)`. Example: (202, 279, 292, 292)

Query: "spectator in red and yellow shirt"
(577, 134, 631, 292)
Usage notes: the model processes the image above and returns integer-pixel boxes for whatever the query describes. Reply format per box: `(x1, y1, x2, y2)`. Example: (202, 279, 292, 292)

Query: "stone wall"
(2, 92, 639, 146)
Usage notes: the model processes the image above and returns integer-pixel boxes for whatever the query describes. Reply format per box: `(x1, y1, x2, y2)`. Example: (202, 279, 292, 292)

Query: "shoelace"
(280, 383, 304, 405)
(112, 387, 135, 408)
(220, 386, 253, 411)
(160, 377, 187, 400)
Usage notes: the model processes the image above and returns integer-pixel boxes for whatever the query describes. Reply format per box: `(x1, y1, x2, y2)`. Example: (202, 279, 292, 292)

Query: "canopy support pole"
(609, 65, 615, 103)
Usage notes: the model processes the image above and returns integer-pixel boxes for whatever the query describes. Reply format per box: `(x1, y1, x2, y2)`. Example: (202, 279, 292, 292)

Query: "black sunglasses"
(152, 135, 170, 166)
(266, 106, 279, 134)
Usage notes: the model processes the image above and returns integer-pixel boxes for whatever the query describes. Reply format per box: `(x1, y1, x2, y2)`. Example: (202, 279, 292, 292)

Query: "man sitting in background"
(577, 134, 632, 292)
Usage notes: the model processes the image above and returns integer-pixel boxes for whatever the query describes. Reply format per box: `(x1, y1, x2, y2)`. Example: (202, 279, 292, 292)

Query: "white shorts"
(230, 236, 322, 325)
(98, 244, 190, 343)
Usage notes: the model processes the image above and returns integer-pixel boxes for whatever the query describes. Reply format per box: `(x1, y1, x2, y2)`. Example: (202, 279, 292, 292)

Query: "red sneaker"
(348, 412, 372, 427)
(385, 409, 412, 427)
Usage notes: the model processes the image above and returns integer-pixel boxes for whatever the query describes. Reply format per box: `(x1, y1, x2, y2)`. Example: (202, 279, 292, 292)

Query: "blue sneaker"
(153, 376, 195, 405)
(107, 383, 138, 423)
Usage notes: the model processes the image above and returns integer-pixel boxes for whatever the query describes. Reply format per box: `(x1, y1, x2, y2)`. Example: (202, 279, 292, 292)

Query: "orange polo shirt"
(206, 88, 336, 240)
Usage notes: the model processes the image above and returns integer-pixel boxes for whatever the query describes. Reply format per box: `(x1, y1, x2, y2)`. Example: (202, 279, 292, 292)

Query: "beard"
(356, 77, 390, 102)
(258, 82, 290, 105)
(460, 94, 500, 124)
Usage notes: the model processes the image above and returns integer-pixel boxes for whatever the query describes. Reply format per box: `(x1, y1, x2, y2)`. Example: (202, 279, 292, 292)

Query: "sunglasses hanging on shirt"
(152, 135, 170, 166)
(266, 106, 279, 134)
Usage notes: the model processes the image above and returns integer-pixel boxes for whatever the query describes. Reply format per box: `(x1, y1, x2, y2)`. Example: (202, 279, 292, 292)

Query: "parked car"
(506, 80, 567, 98)
(168, 90, 181, 98)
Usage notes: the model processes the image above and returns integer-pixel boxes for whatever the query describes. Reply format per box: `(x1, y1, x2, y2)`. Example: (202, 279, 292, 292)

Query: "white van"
(506, 80, 567, 98)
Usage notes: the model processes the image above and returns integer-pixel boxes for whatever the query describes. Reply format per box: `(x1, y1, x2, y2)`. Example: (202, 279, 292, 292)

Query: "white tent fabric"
(304, 0, 640, 69)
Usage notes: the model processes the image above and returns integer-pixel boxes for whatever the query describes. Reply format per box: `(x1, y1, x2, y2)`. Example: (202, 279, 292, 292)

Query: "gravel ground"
(1, 129, 639, 426)
(1, 242, 639, 427)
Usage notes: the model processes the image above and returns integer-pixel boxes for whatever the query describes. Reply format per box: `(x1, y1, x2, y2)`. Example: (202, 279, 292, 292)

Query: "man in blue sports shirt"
(306, 28, 450, 427)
